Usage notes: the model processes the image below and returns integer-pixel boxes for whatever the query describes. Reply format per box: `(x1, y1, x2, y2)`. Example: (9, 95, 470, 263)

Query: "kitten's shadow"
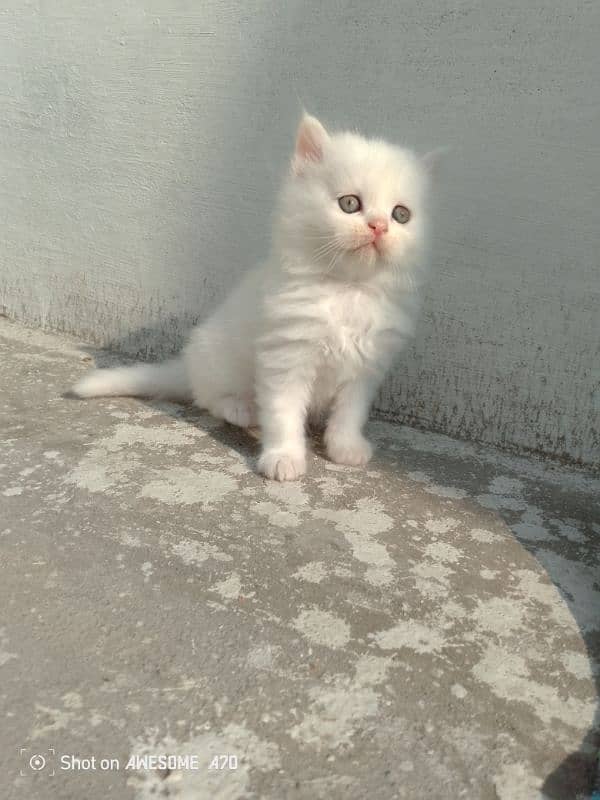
(66, 359, 257, 473)
(66, 341, 331, 474)
(67, 336, 599, 799)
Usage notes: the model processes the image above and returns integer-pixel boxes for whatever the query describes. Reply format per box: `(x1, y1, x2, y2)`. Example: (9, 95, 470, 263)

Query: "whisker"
(313, 241, 339, 258)
(312, 239, 343, 259)
(305, 230, 347, 239)
(324, 248, 343, 274)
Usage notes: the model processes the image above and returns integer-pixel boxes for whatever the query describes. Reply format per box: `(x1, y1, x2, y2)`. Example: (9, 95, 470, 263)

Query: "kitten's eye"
(338, 195, 361, 214)
(392, 205, 411, 224)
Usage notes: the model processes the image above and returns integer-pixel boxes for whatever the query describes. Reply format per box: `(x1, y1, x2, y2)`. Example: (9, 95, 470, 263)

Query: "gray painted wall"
(1, 1, 598, 466)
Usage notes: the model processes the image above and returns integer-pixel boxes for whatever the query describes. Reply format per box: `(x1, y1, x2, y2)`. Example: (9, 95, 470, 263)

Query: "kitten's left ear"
(421, 147, 449, 181)
(292, 113, 329, 175)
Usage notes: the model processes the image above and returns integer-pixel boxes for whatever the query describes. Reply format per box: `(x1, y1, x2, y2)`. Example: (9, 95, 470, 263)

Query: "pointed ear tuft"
(421, 146, 449, 181)
(292, 113, 329, 175)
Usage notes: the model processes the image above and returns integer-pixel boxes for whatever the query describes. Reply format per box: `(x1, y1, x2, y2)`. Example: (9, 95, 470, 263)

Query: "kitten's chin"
(352, 241, 378, 256)
(325, 247, 386, 281)
(349, 242, 389, 269)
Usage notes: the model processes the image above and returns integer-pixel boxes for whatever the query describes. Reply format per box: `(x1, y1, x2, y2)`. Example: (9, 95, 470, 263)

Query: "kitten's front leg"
(257, 368, 314, 482)
(325, 373, 380, 467)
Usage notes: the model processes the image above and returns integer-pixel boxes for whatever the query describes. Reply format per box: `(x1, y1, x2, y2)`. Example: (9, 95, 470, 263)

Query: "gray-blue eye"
(392, 205, 411, 224)
(338, 195, 361, 213)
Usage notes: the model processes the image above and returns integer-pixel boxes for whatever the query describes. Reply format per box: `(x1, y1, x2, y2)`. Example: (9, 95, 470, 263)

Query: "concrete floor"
(1, 317, 599, 800)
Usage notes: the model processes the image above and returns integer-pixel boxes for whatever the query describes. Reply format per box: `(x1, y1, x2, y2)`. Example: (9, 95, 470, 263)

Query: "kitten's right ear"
(292, 113, 329, 175)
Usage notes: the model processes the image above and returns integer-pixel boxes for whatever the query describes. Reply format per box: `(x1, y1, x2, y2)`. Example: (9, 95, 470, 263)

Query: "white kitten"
(72, 114, 435, 481)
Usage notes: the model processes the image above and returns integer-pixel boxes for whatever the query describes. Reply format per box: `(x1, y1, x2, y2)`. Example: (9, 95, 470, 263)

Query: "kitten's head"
(278, 113, 437, 280)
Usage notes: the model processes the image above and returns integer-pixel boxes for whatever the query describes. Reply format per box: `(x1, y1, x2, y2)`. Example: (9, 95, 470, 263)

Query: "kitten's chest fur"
(321, 287, 372, 359)
(305, 287, 370, 413)
(319, 283, 400, 368)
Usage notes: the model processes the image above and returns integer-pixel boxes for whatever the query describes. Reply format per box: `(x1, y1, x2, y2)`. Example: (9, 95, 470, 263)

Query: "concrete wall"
(1, 1, 598, 466)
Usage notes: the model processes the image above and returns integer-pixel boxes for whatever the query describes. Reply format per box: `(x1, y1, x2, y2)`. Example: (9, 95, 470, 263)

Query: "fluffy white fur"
(73, 114, 435, 481)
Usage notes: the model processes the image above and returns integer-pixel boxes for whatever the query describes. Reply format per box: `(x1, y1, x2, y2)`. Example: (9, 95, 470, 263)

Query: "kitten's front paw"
(258, 450, 306, 481)
(326, 434, 373, 467)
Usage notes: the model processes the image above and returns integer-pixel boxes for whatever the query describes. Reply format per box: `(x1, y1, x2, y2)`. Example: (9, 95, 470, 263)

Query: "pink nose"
(368, 219, 388, 236)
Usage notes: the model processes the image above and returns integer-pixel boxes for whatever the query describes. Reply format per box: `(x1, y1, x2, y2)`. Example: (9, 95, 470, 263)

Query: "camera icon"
(19, 748, 55, 777)
(29, 754, 46, 770)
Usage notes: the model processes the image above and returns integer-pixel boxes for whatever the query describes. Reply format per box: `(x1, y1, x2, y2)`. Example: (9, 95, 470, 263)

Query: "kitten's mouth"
(352, 239, 380, 254)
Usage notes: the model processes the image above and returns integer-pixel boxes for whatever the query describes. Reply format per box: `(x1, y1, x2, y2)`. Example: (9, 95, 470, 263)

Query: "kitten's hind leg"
(212, 396, 258, 428)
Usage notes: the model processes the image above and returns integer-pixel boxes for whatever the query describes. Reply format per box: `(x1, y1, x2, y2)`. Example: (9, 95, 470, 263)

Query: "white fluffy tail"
(71, 358, 190, 401)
